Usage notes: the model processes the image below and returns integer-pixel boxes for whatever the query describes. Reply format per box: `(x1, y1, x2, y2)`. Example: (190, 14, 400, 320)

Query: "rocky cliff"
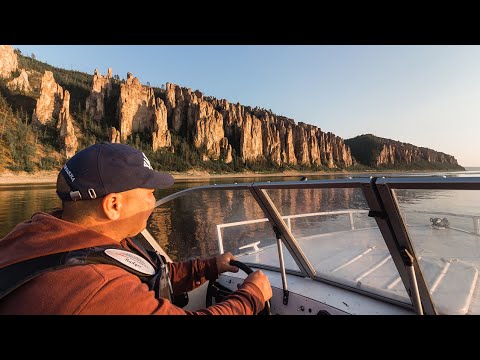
(85, 68, 112, 121)
(345, 134, 462, 169)
(32, 71, 64, 125)
(7, 69, 31, 93)
(74, 67, 460, 171)
(117, 73, 172, 151)
(32, 70, 78, 158)
(58, 90, 78, 158)
(0, 46, 465, 172)
(164, 83, 230, 160)
(164, 83, 353, 168)
(0, 45, 17, 79)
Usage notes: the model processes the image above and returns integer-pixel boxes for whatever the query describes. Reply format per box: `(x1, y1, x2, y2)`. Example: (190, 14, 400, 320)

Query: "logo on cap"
(63, 164, 75, 182)
(142, 152, 153, 170)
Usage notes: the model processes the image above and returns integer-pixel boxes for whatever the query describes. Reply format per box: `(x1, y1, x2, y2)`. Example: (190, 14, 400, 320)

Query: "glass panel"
(266, 187, 410, 304)
(145, 188, 299, 271)
(394, 189, 480, 314)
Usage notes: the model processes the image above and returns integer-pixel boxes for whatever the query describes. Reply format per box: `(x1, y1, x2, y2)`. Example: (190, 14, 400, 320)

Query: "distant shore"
(0, 169, 347, 185)
(0, 168, 465, 186)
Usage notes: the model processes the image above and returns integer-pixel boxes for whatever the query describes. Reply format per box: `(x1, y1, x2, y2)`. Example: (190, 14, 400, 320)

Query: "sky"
(13, 45, 480, 167)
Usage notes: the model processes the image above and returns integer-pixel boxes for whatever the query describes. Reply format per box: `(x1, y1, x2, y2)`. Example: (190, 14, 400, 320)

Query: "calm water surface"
(2, 170, 480, 261)
(0, 174, 341, 239)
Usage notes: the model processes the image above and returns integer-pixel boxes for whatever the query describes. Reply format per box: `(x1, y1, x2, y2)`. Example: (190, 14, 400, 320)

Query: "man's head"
(57, 142, 173, 202)
(56, 142, 174, 239)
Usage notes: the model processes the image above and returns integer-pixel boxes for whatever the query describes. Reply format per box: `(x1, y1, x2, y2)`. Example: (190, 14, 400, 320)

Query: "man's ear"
(101, 193, 123, 220)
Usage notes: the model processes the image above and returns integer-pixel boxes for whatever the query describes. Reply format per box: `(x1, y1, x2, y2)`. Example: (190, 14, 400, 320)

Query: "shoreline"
(0, 168, 468, 186)
(0, 169, 348, 185)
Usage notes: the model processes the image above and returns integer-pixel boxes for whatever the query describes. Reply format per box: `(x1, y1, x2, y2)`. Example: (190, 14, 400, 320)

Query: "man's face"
(120, 188, 156, 237)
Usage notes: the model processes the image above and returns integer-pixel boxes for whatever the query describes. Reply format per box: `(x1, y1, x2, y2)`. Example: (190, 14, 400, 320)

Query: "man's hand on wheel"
(244, 270, 272, 302)
(216, 252, 239, 274)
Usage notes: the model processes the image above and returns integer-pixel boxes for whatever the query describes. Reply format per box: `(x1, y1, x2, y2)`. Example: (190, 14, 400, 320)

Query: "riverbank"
(0, 167, 460, 185)
(0, 169, 349, 185)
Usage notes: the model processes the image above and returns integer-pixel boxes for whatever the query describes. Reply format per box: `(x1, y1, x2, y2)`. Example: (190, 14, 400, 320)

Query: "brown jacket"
(0, 211, 264, 315)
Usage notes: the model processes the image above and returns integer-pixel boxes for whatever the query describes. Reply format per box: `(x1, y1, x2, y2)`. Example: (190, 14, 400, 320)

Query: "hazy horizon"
(13, 45, 480, 166)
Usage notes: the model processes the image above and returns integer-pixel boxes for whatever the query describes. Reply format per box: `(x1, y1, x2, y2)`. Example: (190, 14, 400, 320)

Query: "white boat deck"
(237, 225, 480, 314)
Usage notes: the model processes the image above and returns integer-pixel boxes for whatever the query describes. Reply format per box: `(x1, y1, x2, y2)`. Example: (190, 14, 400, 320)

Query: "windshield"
(393, 188, 480, 314)
(145, 180, 411, 307)
(143, 177, 480, 314)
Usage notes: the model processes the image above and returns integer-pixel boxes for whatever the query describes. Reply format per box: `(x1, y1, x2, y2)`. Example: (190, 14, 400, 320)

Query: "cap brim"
(144, 171, 175, 189)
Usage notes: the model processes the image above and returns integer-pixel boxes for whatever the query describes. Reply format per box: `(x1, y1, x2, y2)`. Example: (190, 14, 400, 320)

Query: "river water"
(3, 170, 479, 262)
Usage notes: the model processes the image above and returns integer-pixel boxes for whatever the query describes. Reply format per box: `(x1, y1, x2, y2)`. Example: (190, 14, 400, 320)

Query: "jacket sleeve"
(168, 257, 218, 294)
(78, 265, 265, 315)
(183, 282, 266, 315)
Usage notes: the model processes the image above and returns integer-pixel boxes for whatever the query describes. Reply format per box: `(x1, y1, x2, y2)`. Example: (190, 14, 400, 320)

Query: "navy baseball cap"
(57, 142, 174, 201)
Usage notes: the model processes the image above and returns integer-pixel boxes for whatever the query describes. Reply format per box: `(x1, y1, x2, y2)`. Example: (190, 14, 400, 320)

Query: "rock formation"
(192, 100, 227, 161)
(262, 114, 283, 165)
(345, 134, 460, 168)
(0, 50, 464, 172)
(110, 127, 121, 143)
(293, 124, 310, 166)
(164, 84, 235, 162)
(32, 71, 64, 125)
(284, 126, 297, 165)
(7, 69, 31, 93)
(152, 98, 172, 151)
(215, 101, 351, 168)
(30, 70, 78, 158)
(240, 113, 263, 163)
(164, 82, 354, 167)
(117, 73, 171, 151)
(219, 138, 233, 163)
(85, 68, 112, 121)
(58, 90, 78, 158)
(375, 143, 459, 167)
(376, 144, 395, 166)
(0, 45, 18, 79)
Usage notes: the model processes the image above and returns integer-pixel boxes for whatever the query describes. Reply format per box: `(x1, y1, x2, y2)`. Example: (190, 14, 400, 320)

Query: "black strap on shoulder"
(0, 252, 68, 300)
(0, 246, 158, 301)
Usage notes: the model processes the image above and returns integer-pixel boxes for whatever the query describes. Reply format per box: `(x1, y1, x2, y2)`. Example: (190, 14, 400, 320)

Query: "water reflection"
(394, 189, 450, 205)
(146, 187, 377, 262)
(147, 181, 480, 262)
(3, 171, 480, 262)
(0, 185, 61, 238)
(147, 189, 268, 261)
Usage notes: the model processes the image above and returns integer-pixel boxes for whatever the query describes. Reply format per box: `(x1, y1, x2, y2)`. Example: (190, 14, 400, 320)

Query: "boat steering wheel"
(205, 259, 271, 315)
(229, 260, 271, 315)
